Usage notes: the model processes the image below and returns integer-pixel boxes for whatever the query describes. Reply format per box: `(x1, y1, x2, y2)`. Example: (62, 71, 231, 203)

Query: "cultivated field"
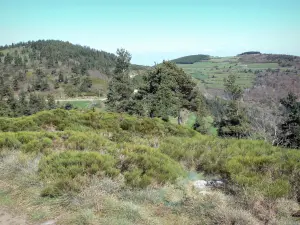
(177, 57, 281, 91)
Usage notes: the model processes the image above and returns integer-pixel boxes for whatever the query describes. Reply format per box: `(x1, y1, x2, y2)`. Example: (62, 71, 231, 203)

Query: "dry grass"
(0, 150, 298, 225)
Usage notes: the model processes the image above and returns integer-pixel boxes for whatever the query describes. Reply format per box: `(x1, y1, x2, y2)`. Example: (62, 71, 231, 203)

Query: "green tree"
(106, 48, 134, 112)
(218, 101, 250, 138)
(136, 61, 199, 124)
(276, 92, 300, 148)
(19, 90, 30, 115)
(4, 53, 13, 64)
(29, 93, 46, 114)
(47, 94, 56, 109)
(224, 74, 242, 100)
(80, 76, 92, 92)
(218, 74, 250, 138)
(58, 71, 64, 83)
(14, 55, 23, 66)
(12, 76, 19, 91)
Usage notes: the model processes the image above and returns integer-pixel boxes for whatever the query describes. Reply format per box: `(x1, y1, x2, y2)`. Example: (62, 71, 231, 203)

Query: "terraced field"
(177, 57, 280, 91)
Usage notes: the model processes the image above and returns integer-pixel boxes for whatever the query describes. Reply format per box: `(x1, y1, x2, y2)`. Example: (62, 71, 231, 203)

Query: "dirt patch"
(0, 208, 27, 225)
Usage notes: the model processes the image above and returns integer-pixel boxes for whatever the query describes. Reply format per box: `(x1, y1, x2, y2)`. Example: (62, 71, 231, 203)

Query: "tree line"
(106, 49, 300, 149)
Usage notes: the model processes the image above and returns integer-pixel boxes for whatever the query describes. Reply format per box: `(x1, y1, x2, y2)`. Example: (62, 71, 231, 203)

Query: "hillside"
(0, 109, 299, 224)
(171, 54, 210, 64)
(0, 40, 147, 99)
(172, 53, 300, 96)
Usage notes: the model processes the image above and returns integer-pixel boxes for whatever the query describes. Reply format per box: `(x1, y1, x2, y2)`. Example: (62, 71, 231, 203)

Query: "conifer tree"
(276, 92, 300, 148)
(218, 74, 250, 138)
(135, 61, 201, 124)
(106, 48, 133, 112)
(47, 94, 56, 109)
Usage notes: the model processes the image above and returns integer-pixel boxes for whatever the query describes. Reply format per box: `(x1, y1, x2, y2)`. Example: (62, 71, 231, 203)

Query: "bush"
(22, 137, 52, 153)
(0, 133, 21, 149)
(41, 179, 81, 197)
(121, 145, 185, 188)
(39, 151, 119, 180)
(62, 131, 112, 151)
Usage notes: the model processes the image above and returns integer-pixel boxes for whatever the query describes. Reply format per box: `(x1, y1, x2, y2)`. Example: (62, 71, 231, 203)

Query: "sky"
(0, 0, 299, 65)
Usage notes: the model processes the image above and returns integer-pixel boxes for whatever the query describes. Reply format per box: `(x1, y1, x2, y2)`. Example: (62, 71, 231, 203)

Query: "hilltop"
(171, 54, 210, 64)
(171, 52, 300, 96)
(0, 40, 147, 99)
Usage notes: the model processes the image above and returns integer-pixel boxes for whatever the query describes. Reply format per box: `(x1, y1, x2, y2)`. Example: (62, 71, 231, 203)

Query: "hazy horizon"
(1, 0, 299, 65)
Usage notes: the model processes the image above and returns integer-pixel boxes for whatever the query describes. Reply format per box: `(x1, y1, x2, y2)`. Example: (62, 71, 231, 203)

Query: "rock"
(193, 180, 208, 189)
(40, 220, 56, 225)
(207, 179, 225, 188)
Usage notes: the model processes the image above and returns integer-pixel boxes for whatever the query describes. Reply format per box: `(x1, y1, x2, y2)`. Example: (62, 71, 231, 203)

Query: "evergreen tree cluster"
(0, 81, 57, 117)
(276, 93, 300, 148)
(106, 49, 208, 128)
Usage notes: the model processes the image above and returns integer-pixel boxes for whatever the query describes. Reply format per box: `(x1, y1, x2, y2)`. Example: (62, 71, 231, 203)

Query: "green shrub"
(121, 145, 185, 187)
(0, 133, 21, 149)
(62, 131, 111, 151)
(22, 137, 52, 153)
(39, 151, 119, 180)
(41, 179, 81, 197)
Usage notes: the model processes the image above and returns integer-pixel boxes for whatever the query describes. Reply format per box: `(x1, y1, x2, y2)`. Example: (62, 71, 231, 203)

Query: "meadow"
(177, 57, 281, 91)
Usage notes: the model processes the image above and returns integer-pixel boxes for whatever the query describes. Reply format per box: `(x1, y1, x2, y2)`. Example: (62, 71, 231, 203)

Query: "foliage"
(121, 145, 185, 188)
(223, 74, 242, 101)
(171, 54, 210, 64)
(218, 74, 250, 138)
(39, 151, 119, 183)
(276, 92, 300, 148)
(134, 61, 205, 124)
(238, 51, 261, 56)
(106, 48, 134, 112)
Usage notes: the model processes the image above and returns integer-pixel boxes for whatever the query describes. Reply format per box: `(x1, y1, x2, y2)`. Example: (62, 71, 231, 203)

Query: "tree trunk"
(177, 111, 182, 125)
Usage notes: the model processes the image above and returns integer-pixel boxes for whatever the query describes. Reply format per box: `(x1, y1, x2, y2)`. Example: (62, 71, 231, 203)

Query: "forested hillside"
(1, 43, 300, 224)
(171, 54, 210, 64)
(0, 40, 147, 99)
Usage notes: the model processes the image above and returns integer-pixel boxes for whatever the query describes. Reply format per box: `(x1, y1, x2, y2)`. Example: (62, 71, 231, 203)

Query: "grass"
(177, 57, 282, 91)
(0, 109, 299, 224)
(246, 62, 279, 69)
(57, 100, 102, 109)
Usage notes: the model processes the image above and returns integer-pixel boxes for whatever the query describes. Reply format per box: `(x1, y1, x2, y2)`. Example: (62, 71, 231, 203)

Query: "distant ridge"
(238, 51, 261, 56)
(171, 54, 210, 64)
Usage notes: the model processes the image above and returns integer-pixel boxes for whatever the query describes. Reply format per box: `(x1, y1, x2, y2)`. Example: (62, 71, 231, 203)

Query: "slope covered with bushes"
(0, 109, 299, 224)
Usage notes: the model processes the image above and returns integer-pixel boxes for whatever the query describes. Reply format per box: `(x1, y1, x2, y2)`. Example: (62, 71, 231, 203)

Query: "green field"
(177, 57, 281, 91)
(57, 100, 102, 109)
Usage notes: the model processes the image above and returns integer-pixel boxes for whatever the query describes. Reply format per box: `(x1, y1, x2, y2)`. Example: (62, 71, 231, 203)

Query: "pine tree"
(218, 74, 250, 138)
(106, 48, 134, 112)
(47, 94, 56, 109)
(12, 76, 19, 91)
(276, 92, 300, 148)
(135, 61, 200, 124)
(223, 74, 242, 100)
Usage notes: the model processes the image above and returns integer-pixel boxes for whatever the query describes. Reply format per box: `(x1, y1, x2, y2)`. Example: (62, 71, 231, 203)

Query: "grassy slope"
(0, 109, 299, 224)
(176, 56, 283, 92)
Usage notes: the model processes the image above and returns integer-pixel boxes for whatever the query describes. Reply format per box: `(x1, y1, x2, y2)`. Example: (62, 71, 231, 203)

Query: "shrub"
(38, 151, 119, 180)
(121, 145, 185, 188)
(22, 137, 52, 153)
(41, 179, 81, 197)
(62, 131, 112, 151)
(0, 133, 21, 149)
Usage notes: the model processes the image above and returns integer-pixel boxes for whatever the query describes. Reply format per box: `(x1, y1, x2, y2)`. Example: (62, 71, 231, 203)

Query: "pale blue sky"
(0, 0, 299, 65)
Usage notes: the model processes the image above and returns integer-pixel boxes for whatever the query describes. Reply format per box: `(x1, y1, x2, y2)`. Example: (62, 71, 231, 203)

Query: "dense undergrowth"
(0, 109, 299, 224)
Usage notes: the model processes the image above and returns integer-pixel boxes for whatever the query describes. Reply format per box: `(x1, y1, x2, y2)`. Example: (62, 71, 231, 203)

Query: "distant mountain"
(171, 54, 210, 64)
(0, 40, 147, 98)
